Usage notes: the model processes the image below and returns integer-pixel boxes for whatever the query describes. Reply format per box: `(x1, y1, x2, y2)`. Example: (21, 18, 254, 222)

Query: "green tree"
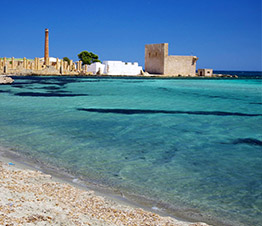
(63, 57, 70, 64)
(77, 51, 101, 65)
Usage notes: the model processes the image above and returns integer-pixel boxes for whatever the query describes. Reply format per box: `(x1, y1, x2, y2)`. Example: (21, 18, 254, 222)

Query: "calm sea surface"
(0, 73, 261, 225)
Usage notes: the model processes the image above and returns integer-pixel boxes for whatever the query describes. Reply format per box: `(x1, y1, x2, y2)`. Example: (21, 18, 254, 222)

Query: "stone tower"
(145, 43, 168, 74)
(145, 43, 198, 76)
(44, 28, 49, 65)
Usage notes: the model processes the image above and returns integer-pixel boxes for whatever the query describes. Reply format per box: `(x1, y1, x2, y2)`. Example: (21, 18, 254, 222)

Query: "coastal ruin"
(145, 43, 198, 76)
(0, 57, 144, 76)
(1, 29, 226, 77)
(0, 29, 144, 76)
(0, 29, 89, 76)
(0, 56, 85, 76)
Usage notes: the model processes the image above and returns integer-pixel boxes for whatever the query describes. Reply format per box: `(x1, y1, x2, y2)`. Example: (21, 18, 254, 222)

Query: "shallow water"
(0, 76, 262, 225)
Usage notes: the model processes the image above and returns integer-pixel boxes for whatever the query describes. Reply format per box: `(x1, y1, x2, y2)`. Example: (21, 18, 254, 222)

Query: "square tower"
(145, 43, 168, 74)
(145, 43, 198, 76)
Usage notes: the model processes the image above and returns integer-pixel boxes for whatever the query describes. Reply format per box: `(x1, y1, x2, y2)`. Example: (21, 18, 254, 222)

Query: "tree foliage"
(63, 57, 70, 64)
(77, 51, 101, 65)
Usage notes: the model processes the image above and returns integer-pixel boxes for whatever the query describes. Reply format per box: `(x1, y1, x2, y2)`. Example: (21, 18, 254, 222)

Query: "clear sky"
(0, 0, 261, 71)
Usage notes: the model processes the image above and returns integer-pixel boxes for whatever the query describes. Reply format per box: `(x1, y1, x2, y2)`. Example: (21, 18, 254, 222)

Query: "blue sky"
(0, 0, 261, 71)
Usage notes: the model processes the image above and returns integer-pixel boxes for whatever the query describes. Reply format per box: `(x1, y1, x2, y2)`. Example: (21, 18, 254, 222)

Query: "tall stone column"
(11, 57, 14, 69)
(44, 28, 49, 66)
(25, 59, 29, 69)
(69, 60, 73, 71)
(77, 61, 80, 71)
(37, 58, 41, 70)
(23, 57, 26, 68)
(0, 58, 2, 70)
(64, 61, 68, 71)
(84, 64, 87, 73)
(60, 59, 63, 74)
(13, 58, 16, 70)
(34, 57, 38, 70)
(79, 61, 82, 71)
(77, 61, 82, 71)
(3, 57, 7, 73)
(56, 58, 59, 70)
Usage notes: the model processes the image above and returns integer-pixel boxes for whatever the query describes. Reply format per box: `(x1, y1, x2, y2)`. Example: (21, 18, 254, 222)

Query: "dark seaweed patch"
(47, 90, 70, 94)
(37, 86, 62, 90)
(11, 84, 25, 88)
(13, 76, 85, 87)
(12, 84, 63, 90)
(15, 92, 89, 97)
(0, 90, 11, 93)
(232, 138, 262, 146)
(122, 81, 144, 83)
(207, 95, 221, 98)
(249, 102, 262, 105)
(179, 91, 243, 101)
(83, 80, 103, 83)
(158, 87, 171, 92)
(77, 108, 262, 117)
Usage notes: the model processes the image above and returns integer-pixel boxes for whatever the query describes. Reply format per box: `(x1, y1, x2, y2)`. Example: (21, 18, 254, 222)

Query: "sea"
(0, 71, 261, 226)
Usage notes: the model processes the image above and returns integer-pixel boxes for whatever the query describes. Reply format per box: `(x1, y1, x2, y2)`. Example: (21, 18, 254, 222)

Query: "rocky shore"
(0, 161, 209, 226)
(0, 75, 14, 84)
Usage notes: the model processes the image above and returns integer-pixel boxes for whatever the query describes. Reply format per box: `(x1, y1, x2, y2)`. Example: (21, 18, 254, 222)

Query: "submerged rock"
(0, 75, 14, 84)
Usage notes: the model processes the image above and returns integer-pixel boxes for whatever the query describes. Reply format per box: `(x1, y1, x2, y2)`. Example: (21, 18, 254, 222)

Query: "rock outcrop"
(0, 75, 14, 84)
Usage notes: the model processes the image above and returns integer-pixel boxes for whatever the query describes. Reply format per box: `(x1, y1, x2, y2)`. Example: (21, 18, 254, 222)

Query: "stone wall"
(145, 43, 168, 74)
(0, 57, 89, 76)
(145, 43, 198, 76)
(164, 55, 198, 76)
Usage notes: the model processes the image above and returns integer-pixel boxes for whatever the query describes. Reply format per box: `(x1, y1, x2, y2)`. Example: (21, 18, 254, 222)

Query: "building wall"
(145, 43, 168, 74)
(164, 56, 198, 76)
(145, 43, 198, 76)
(198, 69, 213, 76)
(103, 61, 142, 75)
(87, 62, 105, 75)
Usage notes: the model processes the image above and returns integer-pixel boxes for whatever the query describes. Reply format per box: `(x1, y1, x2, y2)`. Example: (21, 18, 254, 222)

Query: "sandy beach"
(0, 157, 209, 226)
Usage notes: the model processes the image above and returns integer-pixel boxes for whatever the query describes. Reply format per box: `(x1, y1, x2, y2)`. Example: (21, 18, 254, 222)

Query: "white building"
(103, 61, 142, 75)
(39, 57, 60, 63)
(198, 69, 213, 77)
(87, 62, 105, 75)
(87, 61, 143, 76)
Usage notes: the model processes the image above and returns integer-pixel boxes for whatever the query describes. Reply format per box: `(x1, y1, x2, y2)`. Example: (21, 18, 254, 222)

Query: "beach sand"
(0, 158, 210, 226)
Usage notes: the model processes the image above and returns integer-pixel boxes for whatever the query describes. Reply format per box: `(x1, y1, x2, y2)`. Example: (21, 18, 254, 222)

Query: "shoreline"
(0, 145, 209, 226)
(3, 73, 240, 79)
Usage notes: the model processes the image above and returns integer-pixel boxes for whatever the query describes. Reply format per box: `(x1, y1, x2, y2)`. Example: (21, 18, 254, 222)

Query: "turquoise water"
(0, 76, 261, 225)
